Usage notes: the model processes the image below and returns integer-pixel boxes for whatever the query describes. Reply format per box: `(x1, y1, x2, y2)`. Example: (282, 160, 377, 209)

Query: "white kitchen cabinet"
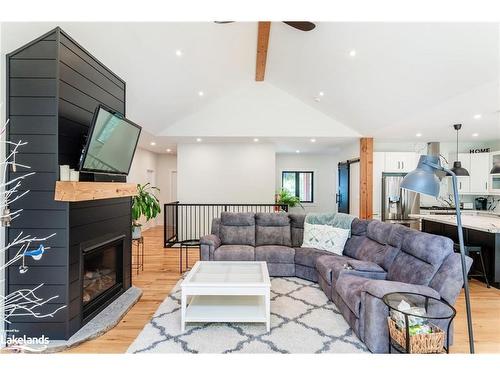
(448, 153, 471, 193)
(372, 152, 385, 217)
(384, 152, 417, 172)
(469, 153, 490, 194)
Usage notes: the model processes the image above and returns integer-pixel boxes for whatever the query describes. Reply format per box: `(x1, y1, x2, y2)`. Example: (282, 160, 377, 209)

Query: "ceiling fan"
(216, 21, 316, 81)
(215, 21, 316, 32)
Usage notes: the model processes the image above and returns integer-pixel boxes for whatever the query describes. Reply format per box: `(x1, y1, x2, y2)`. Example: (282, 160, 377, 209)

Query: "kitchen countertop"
(410, 212, 500, 233)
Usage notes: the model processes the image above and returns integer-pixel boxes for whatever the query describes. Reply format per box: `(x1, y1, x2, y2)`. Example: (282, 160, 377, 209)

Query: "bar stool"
(454, 243, 490, 288)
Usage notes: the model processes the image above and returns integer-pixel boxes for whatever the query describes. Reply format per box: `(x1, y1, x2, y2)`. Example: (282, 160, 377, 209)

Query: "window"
(282, 171, 314, 203)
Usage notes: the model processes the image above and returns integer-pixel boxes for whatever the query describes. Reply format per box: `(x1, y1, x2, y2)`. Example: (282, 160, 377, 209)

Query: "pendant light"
(449, 124, 470, 176)
(491, 163, 500, 174)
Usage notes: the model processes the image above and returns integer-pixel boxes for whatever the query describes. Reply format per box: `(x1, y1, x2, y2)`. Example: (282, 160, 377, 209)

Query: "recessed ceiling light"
(175, 49, 183, 57)
(196, 138, 202, 142)
(166, 148, 172, 153)
(310, 138, 316, 143)
(472, 133, 479, 137)
(198, 91, 204, 97)
(295, 150, 300, 154)
(349, 49, 357, 57)
(253, 138, 259, 142)
(150, 142, 156, 146)
(416, 133, 422, 137)
(473, 114, 482, 119)
(318, 91, 324, 97)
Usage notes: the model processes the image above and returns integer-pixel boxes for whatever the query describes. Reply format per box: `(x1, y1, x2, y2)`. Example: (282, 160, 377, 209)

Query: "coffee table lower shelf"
(183, 295, 269, 330)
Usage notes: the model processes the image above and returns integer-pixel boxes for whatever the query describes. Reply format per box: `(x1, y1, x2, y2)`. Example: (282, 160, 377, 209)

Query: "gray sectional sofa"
(200, 212, 471, 353)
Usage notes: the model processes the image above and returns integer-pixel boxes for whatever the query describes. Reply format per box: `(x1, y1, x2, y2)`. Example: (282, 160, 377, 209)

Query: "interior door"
(337, 162, 349, 213)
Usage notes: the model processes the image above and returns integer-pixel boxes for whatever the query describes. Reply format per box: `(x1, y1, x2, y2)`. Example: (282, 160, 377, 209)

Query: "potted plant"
(275, 188, 304, 211)
(132, 183, 161, 239)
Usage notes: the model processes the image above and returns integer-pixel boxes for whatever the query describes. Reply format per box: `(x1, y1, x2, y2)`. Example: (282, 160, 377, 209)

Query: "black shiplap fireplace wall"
(6, 27, 131, 339)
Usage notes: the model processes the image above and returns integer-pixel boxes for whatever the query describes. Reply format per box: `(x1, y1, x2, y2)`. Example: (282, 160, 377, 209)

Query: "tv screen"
(80, 105, 141, 175)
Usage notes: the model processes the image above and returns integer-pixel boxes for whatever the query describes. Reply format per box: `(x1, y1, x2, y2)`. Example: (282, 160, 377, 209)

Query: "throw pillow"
(302, 222, 350, 255)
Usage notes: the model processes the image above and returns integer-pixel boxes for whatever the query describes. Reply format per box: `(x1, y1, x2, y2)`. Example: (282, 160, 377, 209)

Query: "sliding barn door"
(337, 163, 350, 213)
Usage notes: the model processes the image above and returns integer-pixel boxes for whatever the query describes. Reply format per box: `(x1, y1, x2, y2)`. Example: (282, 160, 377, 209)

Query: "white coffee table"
(180, 261, 271, 332)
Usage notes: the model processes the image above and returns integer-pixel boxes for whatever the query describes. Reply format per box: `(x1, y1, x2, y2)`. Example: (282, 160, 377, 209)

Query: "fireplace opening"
(81, 236, 124, 322)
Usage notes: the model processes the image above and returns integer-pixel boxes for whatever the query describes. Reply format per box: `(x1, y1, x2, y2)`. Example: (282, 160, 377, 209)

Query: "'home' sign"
(469, 148, 490, 153)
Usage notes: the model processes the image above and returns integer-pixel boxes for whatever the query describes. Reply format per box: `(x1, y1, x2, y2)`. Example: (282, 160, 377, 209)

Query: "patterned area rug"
(127, 277, 368, 353)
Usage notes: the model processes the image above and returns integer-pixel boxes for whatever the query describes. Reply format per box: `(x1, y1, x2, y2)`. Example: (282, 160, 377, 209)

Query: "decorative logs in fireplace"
(80, 234, 126, 324)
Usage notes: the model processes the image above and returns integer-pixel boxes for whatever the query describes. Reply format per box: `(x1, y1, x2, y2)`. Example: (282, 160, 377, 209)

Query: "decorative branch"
(0, 119, 65, 338)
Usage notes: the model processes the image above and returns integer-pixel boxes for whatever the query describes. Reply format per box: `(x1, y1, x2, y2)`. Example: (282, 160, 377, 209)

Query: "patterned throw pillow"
(301, 222, 350, 255)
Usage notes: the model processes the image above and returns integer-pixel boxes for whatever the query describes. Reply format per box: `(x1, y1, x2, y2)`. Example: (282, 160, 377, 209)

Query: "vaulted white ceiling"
(266, 22, 500, 143)
(1, 22, 499, 153)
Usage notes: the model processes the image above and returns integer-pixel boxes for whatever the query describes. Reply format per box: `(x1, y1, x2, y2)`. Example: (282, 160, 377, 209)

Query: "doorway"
(337, 158, 360, 216)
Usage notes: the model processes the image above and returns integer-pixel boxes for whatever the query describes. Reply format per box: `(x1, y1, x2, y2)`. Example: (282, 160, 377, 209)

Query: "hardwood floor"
(68, 225, 500, 354)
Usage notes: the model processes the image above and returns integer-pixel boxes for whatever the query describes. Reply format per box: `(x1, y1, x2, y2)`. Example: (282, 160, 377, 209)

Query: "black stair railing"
(163, 202, 288, 247)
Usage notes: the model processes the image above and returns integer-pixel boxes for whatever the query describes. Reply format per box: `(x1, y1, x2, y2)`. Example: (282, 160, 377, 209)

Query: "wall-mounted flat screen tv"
(79, 105, 142, 175)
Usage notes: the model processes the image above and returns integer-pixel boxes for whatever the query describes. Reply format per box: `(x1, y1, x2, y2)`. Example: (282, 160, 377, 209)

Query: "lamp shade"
(450, 161, 470, 176)
(401, 155, 441, 197)
(491, 163, 500, 174)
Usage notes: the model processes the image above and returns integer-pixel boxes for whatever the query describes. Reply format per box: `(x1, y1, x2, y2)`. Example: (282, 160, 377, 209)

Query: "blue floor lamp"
(401, 154, 475, 353)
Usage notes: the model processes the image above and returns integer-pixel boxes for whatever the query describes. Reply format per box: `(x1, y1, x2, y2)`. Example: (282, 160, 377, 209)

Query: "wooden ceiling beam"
(255, 21, 271, 81)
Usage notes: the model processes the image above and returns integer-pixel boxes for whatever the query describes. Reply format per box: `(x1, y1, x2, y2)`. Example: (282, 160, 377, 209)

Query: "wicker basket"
(387, 317, 445, 354)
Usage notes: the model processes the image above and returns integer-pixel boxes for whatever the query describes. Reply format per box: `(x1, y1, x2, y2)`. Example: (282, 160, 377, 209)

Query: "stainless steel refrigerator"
(381, 173, 420, 222)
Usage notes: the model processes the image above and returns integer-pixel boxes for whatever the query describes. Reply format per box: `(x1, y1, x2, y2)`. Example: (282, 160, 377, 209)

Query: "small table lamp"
(401, 154, 475, 354)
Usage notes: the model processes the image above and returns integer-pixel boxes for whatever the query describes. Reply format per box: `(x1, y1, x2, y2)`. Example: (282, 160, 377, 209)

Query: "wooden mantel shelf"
(54, 181, 138, 202)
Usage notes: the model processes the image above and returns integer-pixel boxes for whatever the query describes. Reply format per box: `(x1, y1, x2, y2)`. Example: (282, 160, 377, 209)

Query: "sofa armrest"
(343, 269, 387, 281)
(362, 279, 440, 300)
(341, 259, 387, 281)
(200, 234, 221, 248)
(346, 259, 385, 273)
(200, 234, 221, 260)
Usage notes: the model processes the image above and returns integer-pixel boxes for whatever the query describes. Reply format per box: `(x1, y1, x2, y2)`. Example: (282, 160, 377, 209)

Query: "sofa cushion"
(255, 213, 291, 246)
(343, 221, 406, 271)
(255, 245, 295, 263)
(294, 247, 331, 267)
(366, 220, 407, 248)
(266, 263, 295, 277)
(302, 223, 350, 255)
(219, 212, 256, 246)
(387, 229, 454, 285)
(288, 213, 305, 247)
(351, 218, 369, 236)
(336, 274, 372, 318)
(213, 245, 255, 261)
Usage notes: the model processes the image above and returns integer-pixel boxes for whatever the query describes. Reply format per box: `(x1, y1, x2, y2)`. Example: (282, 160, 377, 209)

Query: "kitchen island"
(410, 212, 500, 288)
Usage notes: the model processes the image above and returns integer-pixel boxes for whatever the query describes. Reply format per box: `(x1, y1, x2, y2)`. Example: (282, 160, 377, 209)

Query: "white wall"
(160, 82, 360, 138)
(155, 154, 177, 224)
(128, 147, 161, 228)
(275, 153, 337, 214)
(128, 147, 158, 186)
(177, 143, 275, 203)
